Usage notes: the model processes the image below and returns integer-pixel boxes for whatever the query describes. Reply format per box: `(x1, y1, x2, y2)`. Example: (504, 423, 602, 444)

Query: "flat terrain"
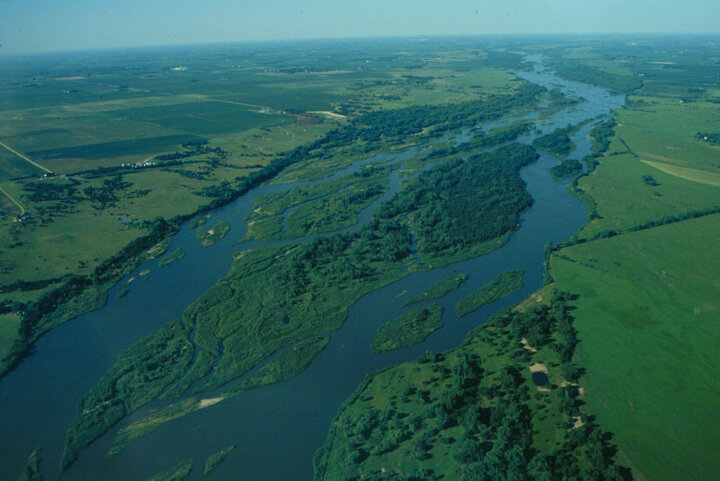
(547, 37, 720, 481)
(553, 215, 720, 481)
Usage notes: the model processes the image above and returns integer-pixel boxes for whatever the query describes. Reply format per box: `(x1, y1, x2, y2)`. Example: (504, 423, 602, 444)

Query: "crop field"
(552, 214, 720, 481)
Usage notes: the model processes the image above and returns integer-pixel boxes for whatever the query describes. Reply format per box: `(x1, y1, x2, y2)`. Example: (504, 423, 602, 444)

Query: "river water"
(0, 55, 624, 481)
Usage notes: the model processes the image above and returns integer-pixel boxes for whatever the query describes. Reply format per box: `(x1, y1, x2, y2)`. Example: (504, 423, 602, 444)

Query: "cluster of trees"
(551, 159, 583, 179)
(378, 144, 536, 257)
(591, 119, 616, 155)
(532, 126, 575, 158)
(351, 84, 545, 141)
(549, 59, 643, 94)
(695, 132, 720, 145)
(315, 293, 630, 481)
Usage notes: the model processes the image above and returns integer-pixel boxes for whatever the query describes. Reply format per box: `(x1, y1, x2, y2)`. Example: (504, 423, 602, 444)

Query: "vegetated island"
(107, 336, 330, 455)
(143, 458, 193, 481)
(158, 248, 184, 267)
(550, 158, 583, 179)
(231, 336, 331, 392)
(314, 292, 631, 481)
(197, 221, 229, 247)
(532, 125, 576, 158)
(372, 305, 443, 354)
(58, 87, 547, 470)
(203, 445, 236, 475)
(16, 448, 42, 481)
(455, 270, 524, 318)
(404, 274, 466, 306)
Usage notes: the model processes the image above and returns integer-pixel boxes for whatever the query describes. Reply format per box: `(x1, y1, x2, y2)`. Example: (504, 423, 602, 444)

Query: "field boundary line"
(0, 185, 25, 216)
(551, 208, 720, 253)
(0, 141, 53, 174)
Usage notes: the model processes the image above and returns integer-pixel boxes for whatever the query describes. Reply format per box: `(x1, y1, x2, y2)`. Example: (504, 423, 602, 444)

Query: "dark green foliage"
(532, 126, 575, 158)
(60, 322, 194, 471)
(455, 270, 524, 318)
(551, 159, 583, 179)
(696, 132, 720, 145)
(93, 217, 178, 283)
(642, 175, 660, 187)
(591, 119, 616, 155)
(372, 305, 443, 353)
(379, 144, 537, 258)
(348, 85, 545, 141)
(315, 294, 630, 481)
(549, 60, 643, 94)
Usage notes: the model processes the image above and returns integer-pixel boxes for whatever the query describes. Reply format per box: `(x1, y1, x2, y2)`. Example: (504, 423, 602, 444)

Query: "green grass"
(0, 313, 22, 360)
(404, 274, 466, 306)
(158, 248, 184, 267)
(0, 149, 44, 179)
(455, 270, 524, 318)
(203, 445, 236, 475)
(576, 148, 720, 239)
(232, 337, 330, 392)
(143, 458, 193, 481)
(372, 304, 443, 353)
(551, 214, 720, 481)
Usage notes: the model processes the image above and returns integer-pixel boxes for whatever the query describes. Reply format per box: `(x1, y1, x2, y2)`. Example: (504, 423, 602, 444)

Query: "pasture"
(552, 214, 720, 481)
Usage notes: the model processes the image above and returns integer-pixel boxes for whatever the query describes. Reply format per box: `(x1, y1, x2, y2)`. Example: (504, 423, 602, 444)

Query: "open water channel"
(0, 55, 623, 481)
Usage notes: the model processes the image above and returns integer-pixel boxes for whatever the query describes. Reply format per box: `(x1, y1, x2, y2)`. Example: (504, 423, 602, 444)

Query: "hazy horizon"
(2, 0, 720, 56)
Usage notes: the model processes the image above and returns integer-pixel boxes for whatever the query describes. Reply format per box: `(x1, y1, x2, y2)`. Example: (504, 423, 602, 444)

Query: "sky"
(1, 0, 720, 55)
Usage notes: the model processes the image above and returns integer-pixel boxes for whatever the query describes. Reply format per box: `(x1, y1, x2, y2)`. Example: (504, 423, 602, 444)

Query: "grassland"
(552, 216, 720, 481)
(372, 305, 443, 353)
(547, 39, 720, 481)
(455, 270, 524, 318)
(404, 274, 466, 306)
(315, 295, 629, 481)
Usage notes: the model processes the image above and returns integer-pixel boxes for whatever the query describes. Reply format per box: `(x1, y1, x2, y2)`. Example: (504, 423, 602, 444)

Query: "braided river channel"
(0, 54, 623, 480)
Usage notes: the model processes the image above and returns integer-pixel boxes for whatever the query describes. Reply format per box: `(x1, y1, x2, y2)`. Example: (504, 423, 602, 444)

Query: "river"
(0, 54, 624, 481)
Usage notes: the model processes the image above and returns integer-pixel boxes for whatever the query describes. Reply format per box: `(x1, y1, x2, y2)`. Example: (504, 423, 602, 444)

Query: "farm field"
(547, 38, 720, 481)
(552, 215, 720, 481)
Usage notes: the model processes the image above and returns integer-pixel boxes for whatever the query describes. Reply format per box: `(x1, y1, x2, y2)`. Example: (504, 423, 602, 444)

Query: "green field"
(552, 215, 720, 481)
(547, 39, 720, 481)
